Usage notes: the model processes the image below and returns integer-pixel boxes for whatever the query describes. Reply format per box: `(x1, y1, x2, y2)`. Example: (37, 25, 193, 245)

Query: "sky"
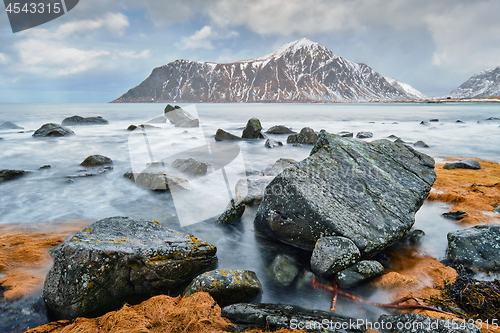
(0, 0, 500, 102)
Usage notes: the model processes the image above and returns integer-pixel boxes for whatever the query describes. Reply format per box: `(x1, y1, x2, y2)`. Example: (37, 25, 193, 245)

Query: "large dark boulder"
(32, 123, 74, 137)
(255, 131, 436, 256)
(222, 303, 365, 333)
(265, 125, 296, 134)
(184, 269, 262, 307)
(0, 121, 23, 130)
(242, 118, 263, 139)
(42, 217, 217, 319)
(0, 169, 32, 183)
(215, 129, 241, 141)
(80, 155, 113, 167)
(61, 116, 108, 126)
(378, 313, 479, 333)
(164, 104, 199, 127)
(447, 225, 500, 272)
(287, 127, 318, 145)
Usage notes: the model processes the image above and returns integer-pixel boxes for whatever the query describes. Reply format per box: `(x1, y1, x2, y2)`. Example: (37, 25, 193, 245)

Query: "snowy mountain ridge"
(449, 66, 500, 98)
(113, 38, 425, 103)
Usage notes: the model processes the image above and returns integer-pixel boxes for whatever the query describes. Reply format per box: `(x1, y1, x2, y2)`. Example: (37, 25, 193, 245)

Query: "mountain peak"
(449, 65, 500, 98)
(253, 38, 331, 61)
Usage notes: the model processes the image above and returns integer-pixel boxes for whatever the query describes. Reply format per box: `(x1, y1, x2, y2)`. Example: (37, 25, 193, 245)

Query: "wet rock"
(80, 154, 113, 167)
(235, 175, 275, 204)
(420, 121, 428, 125)
(184, 269, 262, 307)
(456, 119, 465, 123)
(146, 115, 167, 123)
(255, 131, 436, 255)
(388, 134, 399, 139)
(261, 158, 299, 177)
(265, 125, 296, 134)
(495, 205, 500, 214)
(394, 138, 408, 144)
(430, 119, 439, 122)
(447, 225, 500, 272)
(395, 229, 426, 246)
(338, 131, 353, 138)
(164, 104, 199, 127)
(378, 313, 479, 333)
(123, 169, 189, 191)
(269, 254, 299, 287)
(265, 138, 283, 148)
(486, 117, 500, 121)
(43, 217, 217, 319)
(222, 303, 365, 333)
(127, 124, 159, 131)
(38, 165, 51, 170)
(0, 169, 32, 183)
(0, 295, 49, 333)
(66, 166, 113, 178)
(287, 127, 318, 145)
(215, 129, 241, 141)
(242, 118, 263, 139)
(0, 121, 23, 130)
(216, 200, 245, 224)
(61, 116, 108, 126)
(443, 160, 481, 170)
(32, 123, 74, 137)
(442, 211, 468, 220)
(414, 140, 430, 148)
(295, 270, 316, 290)
(310, 236, 361, 278)
(356, 131, 373, 139)
(127, 124, 138, 130)
(335, 260, 384, 289)
(172, 157, 208, 175)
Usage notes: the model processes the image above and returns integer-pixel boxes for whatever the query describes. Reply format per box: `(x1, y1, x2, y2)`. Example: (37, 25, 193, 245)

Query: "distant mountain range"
(449, 66, 500, 98)
(113, 38, 426, 103)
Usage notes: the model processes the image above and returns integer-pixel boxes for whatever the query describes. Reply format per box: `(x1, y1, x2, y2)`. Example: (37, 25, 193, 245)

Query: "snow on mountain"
(449, 66, 500, 98)
(113, 38, 425, 103)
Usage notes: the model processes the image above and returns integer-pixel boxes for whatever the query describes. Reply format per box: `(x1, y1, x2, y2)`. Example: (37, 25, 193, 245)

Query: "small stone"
(286, 127, 318, 145)
(242, 118, 263, 139)
(414, 140, 430, 148)
(265, 125, 295, 134)
(264, 138, 283, 148)
(38, 165, 51, 170)
(356, 131, 373, 139)
(127, 124, 137, 131)
(184, 269, 262, 307)
(269, 254, 299, 287)
(80, 155, 113, 167)
(310, 236, 361, 278)
(456, 119, 465, 123)
(429, 119, 439, 122)
(388, 134, 399, 139)
(215, 129, 241, 141)
(443, 160, 481, 170)
(442, 211, 468, 220)
(420, 121, 428, 125)
(295, 270, 316, 290)
(338, 131, 353, 138)
(0, 169, 32, 183)
(261, 158, 298, 177)
(172, 158, 208, 175)
(335, 260, 384, 289)
(32, 123, 74, 137)
(216, 200, 245, 224)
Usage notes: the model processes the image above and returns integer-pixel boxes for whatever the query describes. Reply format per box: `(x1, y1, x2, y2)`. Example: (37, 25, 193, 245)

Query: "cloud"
(176, 25, 238, 50)
(117, 50, 151, 59)
(0, 53, 8, 64)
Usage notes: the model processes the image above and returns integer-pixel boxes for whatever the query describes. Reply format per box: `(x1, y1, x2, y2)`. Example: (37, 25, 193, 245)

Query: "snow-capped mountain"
(449, 66, 500, 98)
(113, 38, 425, 103)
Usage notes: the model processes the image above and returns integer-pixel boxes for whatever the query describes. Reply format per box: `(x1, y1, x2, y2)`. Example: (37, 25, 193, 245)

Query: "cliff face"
(113, 38, 425, 103)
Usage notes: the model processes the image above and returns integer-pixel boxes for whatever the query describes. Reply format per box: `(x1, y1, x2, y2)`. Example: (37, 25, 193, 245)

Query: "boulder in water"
(310, 236, 361, 278)
(265, 138, 283, 148)
(0, 121, 23, 130)
(0, 169, 32, 183)
(42, 217, 217, 319)
(334, 260, 384, 288)
(443, 160, 481, 170)
(172, 158, 208, 175)
(356, 131, 373, 139)
(265, 125, 296, 134)
(80, 155, 113, 167)
(242, 118, 263, 139)
(287, 127, 318, 145)
(215, 129, 241, 141)
(61, 116, 108, 126)
(164, 104, 199, 127)
(32, 123, 74, 137)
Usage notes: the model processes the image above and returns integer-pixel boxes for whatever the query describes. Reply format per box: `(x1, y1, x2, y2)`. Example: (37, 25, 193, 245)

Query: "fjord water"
(1, 102, 499, 321)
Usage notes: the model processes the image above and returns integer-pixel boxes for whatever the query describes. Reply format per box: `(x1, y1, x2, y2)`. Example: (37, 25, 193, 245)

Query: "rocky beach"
(0, 103, 499, 333)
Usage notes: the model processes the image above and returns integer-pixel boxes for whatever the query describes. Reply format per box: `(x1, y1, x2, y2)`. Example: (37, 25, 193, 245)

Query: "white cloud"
(117, 50, 151, 59)
(176, 25, 239, 50)
(0, 53, 8, 64)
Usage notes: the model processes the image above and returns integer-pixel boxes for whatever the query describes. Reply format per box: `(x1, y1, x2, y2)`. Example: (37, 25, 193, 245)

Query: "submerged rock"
(146, 115, 167, 123)
(356, 131, 373, 139)
(216, 199, 245, 224)
(378, 313, 479, 333)
(265, 125, 296, 134)
(430, 119, 439, 122)
(42, 217, 217, 319)
(414, 140, 430, 148)
(287, 127, 318, 145)
(222, 303, 365, 333)
(335, 260, 384, 289)
(184, 269, 262, 307)
(442, 211, 468, 220)
(264, 138, 283, 148)
(80, 154, 113, 167)
(0, 169, 32, 183)
(242, 118, 263, 139)
(0, 121, 23, 130)
(215, 129, 241, 141)
(66, 166, 113, 178)
(235, 175, 275, 204)
(172, 158, 208, 175)
(124, 171, 188, 191)
(338, 131, 353, 138)
(447, 225, 500, 272)
(164, 104, 199, 127)
(268, 254, 299, 287)
(32, 123, 74, 137)
(61, 116, 108, 126)
(255, 131, 436, 256)
(443, 160, 481, 170)
(310, 236, 360, 278)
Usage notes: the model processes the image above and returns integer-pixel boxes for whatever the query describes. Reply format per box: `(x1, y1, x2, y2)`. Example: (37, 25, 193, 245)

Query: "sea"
(0, 102, 499, 329)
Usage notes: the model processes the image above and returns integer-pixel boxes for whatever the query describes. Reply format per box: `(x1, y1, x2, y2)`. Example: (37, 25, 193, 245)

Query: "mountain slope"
(449, 66, 500, 98)
(113, 38, 425, 103)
